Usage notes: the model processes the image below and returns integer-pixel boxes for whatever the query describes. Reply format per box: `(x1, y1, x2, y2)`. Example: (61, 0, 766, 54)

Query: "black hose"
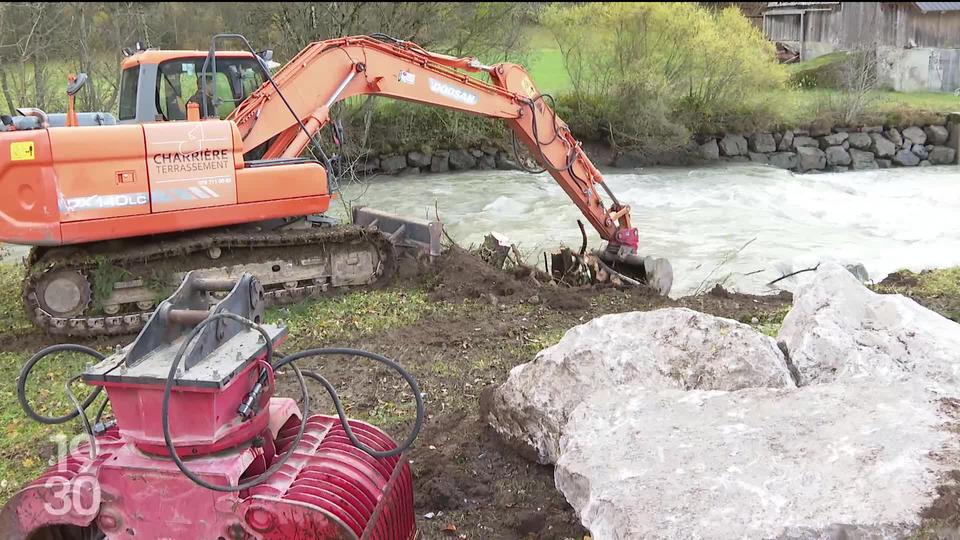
(161, 311, 310, 493)
(17, 344, 105, 425)
(273, 348, 424, 459)
(65, 374, 97, 458)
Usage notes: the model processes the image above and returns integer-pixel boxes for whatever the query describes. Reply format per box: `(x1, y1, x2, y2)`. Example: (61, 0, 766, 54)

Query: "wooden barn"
(762, 2, 960, 91)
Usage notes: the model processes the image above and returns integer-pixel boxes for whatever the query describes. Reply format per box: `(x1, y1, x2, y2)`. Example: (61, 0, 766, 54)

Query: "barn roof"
(766, 2, 960, 13)
(914, 2, 960, 12)
(765, 2, 839, 7)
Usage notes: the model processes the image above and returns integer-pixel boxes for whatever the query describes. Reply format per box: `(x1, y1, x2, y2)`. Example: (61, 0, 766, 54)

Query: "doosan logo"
(428, 78, 478, 106)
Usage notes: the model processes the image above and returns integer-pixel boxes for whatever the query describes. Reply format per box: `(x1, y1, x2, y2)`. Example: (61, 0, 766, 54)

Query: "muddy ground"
(14, 247, 949, 539)
(270, 247, 793, 540)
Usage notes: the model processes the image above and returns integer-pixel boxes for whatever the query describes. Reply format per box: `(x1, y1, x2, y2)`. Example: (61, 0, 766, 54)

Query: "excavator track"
(23, 223, 398, 338)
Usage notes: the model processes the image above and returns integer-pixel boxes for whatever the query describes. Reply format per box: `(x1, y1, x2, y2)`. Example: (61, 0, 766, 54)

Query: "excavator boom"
(230, 36, 637, 251)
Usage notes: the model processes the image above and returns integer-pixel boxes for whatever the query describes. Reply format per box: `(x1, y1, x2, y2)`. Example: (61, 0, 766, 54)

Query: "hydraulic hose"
(17, 344, 105, 425)
(161, 311, 309, 493)
(273, 347, 425, 459)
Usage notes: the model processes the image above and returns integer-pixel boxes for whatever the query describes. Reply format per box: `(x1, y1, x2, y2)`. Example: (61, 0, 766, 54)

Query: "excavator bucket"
(594, 244, 673, 296)
(599, 246, 674, 296)
(353, 206, 443, 259)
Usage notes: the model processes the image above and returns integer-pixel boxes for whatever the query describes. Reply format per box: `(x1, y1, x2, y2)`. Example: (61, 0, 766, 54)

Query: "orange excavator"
(0, 34, 672, 337)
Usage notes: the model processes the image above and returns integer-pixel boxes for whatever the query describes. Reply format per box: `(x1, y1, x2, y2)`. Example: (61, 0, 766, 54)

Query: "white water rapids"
(334, 162, 960, 297)
(3, 163, 958, 297)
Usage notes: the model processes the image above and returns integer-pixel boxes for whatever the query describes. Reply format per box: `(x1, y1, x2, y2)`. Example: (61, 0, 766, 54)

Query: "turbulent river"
(334, 162, 960, 297)
(3, 163, 959, 297)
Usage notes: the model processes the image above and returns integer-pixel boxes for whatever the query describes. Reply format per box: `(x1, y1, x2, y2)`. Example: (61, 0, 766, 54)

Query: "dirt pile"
(426, 246, 542, 305)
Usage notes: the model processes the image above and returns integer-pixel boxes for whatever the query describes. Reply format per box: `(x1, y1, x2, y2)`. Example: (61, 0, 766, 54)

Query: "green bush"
(543, 2, 788, 148)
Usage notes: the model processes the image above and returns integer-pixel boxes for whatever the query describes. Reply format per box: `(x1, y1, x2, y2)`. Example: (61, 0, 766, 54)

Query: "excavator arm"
(228, 36, 640, 255)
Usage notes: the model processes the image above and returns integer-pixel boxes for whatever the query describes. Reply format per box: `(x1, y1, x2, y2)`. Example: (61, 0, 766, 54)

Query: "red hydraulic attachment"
(1, 273, 418, 539)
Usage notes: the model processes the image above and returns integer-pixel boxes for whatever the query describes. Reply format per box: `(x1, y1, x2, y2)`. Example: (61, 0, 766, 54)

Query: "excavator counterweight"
(0, 33, 671, 338)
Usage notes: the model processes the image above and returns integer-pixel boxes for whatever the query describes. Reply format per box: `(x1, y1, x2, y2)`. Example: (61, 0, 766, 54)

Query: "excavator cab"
(118, 49, 271, 124)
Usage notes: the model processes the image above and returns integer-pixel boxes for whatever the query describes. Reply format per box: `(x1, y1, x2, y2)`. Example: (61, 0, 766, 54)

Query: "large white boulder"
(777, 262, 960, 386)
(555, 380, 960, 540)
(485, 308, 795, 464)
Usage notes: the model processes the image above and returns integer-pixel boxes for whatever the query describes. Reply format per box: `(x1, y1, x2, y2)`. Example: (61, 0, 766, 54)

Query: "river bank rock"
(485, 308, 795, 464)
(796, 146, 826, 171)
(930, 146, 957, 165)
(894, 148, 921, 167)
(820, 132, 848, 148)
(777, 262, 960, 386)
(478, 153, 496, 170)
(768, 151, 797, 169)
(719, 134, 748, 156)
(903, 126, 927, 146)
(430, 150, 450, 173)
(407, 150, 432, 168)
(849, 148, 879, 169)
(926, 124, 949, 145)
(356, 120, 956, 177)
(824, 146, 850, 166)
(792, 135, 819, 149)
(380, 154, 408, 175)
(847, 132, 872, 150)
(870, 132, 896, 157)
(778, 131, 795, 151)
(555, 380, 960, 540)
(885, 127, 903, 147)
(448, 149, 477, 170)
(699, 139, 720, 160)
(748, 133, 776, 153)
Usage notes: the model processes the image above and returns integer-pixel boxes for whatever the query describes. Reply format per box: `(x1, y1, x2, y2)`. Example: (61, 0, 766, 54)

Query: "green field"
(519, 28, 960, 130)
(522, 26, 571, 94)
(769, 89, 960, 126)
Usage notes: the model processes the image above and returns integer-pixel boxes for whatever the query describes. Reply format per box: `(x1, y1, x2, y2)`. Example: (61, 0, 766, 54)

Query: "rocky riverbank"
(351, 146, 522, 177)
(699, 122, 959, 173)
(353, 117, 960, 177)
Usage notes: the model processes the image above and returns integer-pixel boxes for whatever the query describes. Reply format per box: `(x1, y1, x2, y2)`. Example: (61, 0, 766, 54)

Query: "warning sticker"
(10, 141, 35, 161)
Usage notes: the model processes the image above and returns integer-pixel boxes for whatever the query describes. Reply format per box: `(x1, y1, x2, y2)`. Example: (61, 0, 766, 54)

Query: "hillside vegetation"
(2, 2, 957, 158)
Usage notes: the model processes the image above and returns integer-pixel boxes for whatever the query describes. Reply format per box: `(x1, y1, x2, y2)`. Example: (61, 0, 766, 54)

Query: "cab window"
(156, 57, 265, 121)
(118, 66, 140, 121)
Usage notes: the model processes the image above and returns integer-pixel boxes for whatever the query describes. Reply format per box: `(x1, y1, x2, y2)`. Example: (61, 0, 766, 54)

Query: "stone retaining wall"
(356, 116, 960, 176)
(352, 146, 521, 177)
(699, 121, 959, 172)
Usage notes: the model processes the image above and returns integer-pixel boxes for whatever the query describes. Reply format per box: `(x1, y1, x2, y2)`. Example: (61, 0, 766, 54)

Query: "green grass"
(757, 88, 959, 128)
(785, 51, 850, 74)
(0, 264, 30, 337)
(268, 288, 442, 348)
(0, 350, 107, 503)
(875, 267, 960, 297)
(522, 26, 571, 94)
(753, 305, 792, 337)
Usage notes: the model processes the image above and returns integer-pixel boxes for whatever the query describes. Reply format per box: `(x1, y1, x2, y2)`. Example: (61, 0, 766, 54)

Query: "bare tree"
(0, 3, 72, 114)
(833, 49, 880, 124)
